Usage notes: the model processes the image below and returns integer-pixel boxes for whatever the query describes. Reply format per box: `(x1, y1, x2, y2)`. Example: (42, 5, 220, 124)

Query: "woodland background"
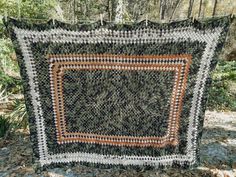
(0, 1, 235, 176)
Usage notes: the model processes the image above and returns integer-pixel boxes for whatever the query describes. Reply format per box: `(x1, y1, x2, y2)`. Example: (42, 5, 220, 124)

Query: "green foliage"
(0, 72, 22, 94)
(0, 0, 57, 19)
(0, 38, 18, 71)
(0, 100, 27, 138)
(0, 37, 22, 95)
(208, 61, 236, 111)
(0, 115, 11, 137)
(213, 61, 236, 81)
(9, 99, 28, 130)
(0, 1, 58, 134)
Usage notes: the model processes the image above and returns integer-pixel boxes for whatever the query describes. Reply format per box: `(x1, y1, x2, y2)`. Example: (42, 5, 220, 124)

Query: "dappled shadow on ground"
(200, 127, 236, 169)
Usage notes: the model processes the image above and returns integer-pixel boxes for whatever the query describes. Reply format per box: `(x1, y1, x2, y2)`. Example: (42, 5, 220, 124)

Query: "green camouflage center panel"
(4, 16, 232, 168)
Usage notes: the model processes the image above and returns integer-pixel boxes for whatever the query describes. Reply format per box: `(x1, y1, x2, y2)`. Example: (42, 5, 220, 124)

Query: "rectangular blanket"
(4, 17, 232, 168)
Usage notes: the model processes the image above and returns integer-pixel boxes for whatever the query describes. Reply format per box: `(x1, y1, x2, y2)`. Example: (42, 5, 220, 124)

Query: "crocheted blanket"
(5, 17, 231, 168)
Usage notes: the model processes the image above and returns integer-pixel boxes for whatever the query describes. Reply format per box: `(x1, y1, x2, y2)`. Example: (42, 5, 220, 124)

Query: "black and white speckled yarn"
(4, 16, 232, 168)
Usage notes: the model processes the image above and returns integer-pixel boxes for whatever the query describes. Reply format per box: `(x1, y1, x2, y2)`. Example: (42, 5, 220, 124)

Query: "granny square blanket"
(5, 17, 231, 168)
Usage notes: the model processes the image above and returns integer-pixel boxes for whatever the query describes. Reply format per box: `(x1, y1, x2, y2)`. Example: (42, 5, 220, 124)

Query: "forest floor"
(0, 111, 236, 177)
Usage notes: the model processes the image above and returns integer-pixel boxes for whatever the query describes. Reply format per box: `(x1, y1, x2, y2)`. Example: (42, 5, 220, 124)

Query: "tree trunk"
(202, 0, 206, 18)
(160, 0, 166, 20)
(198, 0, 203, 18)
(73, 0, 76, 23)
(165, 0, 173, 19)
(187, 0, 194, 18)
(53, 3, 65, 21)
(107, 0, 112, 21)
(159, 0, 162, 19)
(110, 0, 116, 21)
(212, 0, 218, 17)
(169, 0, 181, 21)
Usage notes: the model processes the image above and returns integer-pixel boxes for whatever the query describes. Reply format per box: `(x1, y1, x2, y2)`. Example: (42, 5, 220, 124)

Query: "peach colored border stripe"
(49, 54, 191, 147)
(52, 59, 183, 143)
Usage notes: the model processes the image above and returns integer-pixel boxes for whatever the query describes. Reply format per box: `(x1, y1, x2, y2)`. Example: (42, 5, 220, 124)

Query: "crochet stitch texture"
(4, 17, 232, 168)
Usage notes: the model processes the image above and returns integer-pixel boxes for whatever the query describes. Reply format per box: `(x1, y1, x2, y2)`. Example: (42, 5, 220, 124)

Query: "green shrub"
(9, 99, 28, 130)
(0, 115, 10, 138)
(208, 61, 236, 111)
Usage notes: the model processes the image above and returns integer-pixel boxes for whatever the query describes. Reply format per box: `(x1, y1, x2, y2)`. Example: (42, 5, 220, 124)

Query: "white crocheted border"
(13, 26, 222, 166)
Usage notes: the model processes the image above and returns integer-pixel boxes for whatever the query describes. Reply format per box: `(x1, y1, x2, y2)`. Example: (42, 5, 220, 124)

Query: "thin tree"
(169, 0, 181, 21)
(198, 0, 203, 18)
(105, 0, 116, 21)
(107, 0, 110, 21)
(166, 0, 175, 19)
(202, 0, 206, 18)
(187, 0, 194, 18)
(159, 0, 166, 20)
(111, 0, 116, 21)
(212, 0, 218, 17)
(73, 0, 76, 23)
